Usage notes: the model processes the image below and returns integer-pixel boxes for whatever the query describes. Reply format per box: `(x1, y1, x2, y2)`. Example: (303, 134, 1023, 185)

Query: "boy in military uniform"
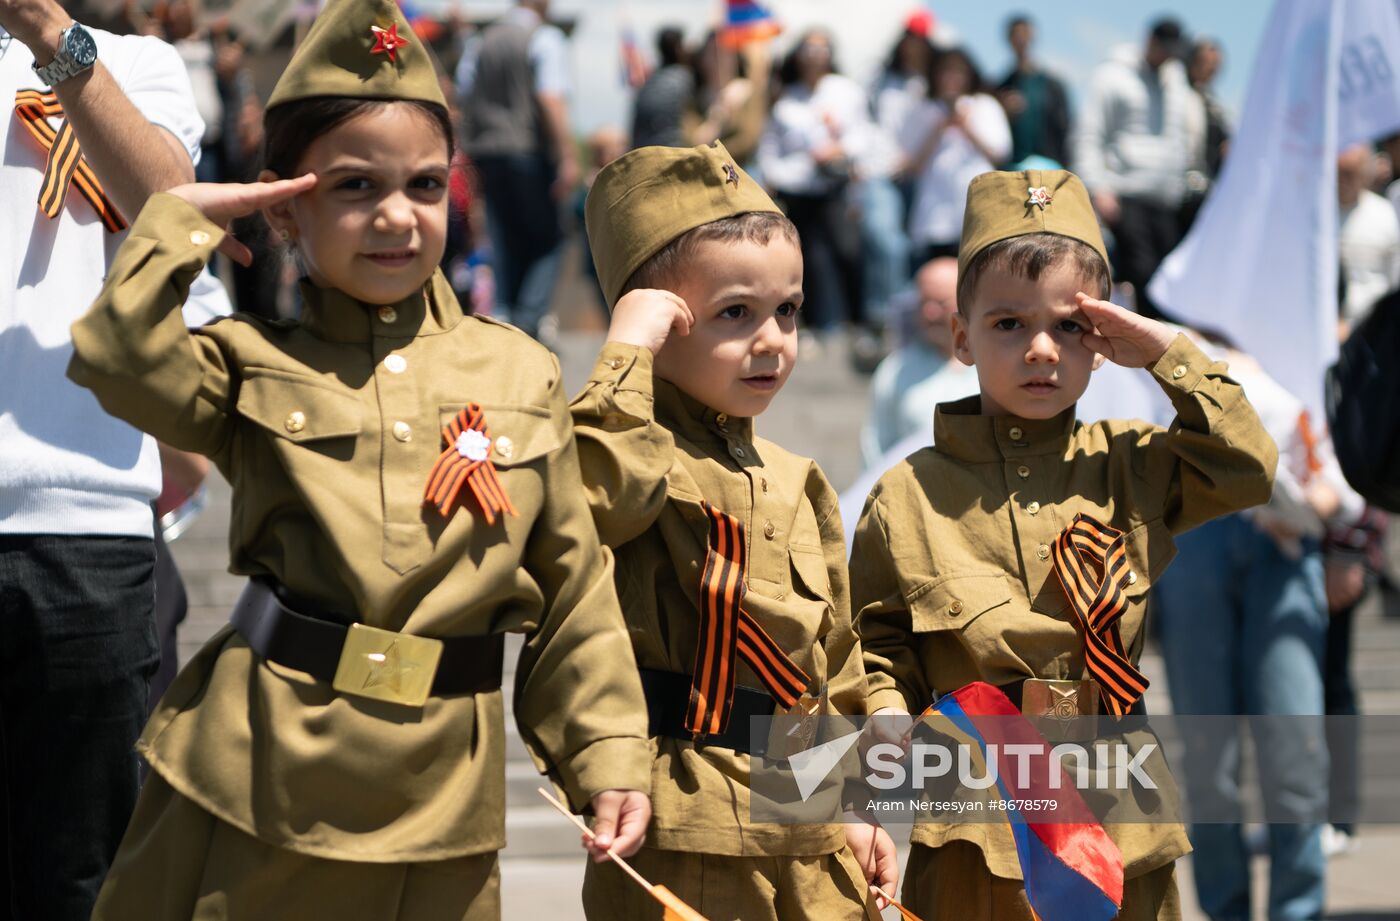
(851, 170, 1278, 920)
(570, 142, 894, 920)
(67, 0, 651, 917)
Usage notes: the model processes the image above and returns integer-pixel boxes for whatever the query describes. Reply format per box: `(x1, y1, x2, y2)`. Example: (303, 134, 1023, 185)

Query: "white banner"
(1147, 0, 1400, 418)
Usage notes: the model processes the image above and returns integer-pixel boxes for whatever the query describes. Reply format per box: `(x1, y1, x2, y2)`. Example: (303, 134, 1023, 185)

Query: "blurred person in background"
(859, 256, 978, 466)
(759, 29, 878, 348)
(1181, 36, 1231, 229)
(1075, 17, 1205, 318)
(630, 25, 692, 149)
(458, 0, 574, 340)
(1337, 143, 1400, 336)
(872, 12, 934, 150)
(858, 12, 936, 365)
(689, 28, 770, 165)
(576, 126, 628, 314)
(901, 45, 1011, 264)
(1154, 340, 1360, 921)
(1381, 132, 1400, 222)
(158, 0, 222, 182)
(995, 14, 1070, 168)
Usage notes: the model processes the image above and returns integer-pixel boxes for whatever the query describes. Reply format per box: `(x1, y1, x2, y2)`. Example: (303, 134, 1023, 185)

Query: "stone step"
(503, 805, 591, 861)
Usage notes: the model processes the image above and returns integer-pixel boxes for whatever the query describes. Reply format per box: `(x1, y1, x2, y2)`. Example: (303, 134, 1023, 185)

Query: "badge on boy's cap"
(958, 169, 1109, 281)
(585, 142, 782, 308)
(266, 0, 447, 112)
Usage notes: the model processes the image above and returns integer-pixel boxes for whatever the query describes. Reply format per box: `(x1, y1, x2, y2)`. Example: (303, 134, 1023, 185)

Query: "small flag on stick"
(536, 787, 710, 921)
(720, 0, 781, 49)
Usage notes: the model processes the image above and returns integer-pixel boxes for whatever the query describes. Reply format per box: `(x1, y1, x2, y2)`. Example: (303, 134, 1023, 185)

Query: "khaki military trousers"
(901, 841, 1181, 921)
(582, 843, 881, 921)
(92, 774, 500, 921)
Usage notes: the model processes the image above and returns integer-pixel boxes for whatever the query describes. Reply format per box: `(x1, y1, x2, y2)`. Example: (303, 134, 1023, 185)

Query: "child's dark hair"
(620, 211, 798, 296)
(262, 97, 454, 177)
(957, 233, 1111, 312)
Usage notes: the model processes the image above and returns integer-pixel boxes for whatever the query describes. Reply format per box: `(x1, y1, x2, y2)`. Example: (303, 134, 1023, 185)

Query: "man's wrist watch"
(32, 22, 98, 86)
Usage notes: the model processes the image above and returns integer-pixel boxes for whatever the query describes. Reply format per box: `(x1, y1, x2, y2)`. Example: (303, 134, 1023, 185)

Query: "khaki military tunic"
(851, 334, 1278, 880)
(66, 194, 651, 863)
(569, 342, 868, 858)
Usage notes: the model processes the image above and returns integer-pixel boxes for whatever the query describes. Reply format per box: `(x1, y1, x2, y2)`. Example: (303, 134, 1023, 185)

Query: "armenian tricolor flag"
(721, 0, 781, 49)
(930, 683, 1123, 921)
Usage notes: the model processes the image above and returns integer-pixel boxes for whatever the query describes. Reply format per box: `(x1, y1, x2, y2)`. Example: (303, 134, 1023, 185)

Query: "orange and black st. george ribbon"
(1050, 514, 1150, 716)
(685, 503, 811, 737)
(424, 404, 517, 525)
(13, 89, 126, 233)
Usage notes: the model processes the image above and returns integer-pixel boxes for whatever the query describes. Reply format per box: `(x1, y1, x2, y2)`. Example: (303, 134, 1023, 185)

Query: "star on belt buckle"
(1022, 678, 1098, 742)
(332, 623, 444, 708)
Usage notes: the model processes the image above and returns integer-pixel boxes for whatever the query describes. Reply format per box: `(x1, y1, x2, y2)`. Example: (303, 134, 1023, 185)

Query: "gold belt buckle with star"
(1023, 677, 1099, 742)
(332, 623, 444, 707)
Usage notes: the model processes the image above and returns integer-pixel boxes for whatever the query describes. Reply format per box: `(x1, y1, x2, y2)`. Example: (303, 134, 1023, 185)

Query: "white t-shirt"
(0, 26, 203, 537)
(758, 73, 886, 195)
(904, 93, 1012, 246)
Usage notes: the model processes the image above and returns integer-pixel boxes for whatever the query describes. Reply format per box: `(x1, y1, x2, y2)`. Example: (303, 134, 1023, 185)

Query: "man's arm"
(3, 0, 195, 218)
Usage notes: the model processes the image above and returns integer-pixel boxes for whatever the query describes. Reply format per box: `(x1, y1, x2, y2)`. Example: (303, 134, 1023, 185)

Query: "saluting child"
(67, 0, 651, 917)
(570, 141, 896, 920)
(851, 170, 1279, 921)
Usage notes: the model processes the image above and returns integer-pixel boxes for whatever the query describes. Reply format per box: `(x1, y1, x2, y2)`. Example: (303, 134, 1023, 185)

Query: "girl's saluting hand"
(1075, 292, 1178, 369)
(169, 174, 318, 267)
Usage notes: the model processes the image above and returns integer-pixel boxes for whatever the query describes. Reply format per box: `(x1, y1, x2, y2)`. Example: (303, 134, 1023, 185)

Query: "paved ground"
(166, 259, 1400, 919)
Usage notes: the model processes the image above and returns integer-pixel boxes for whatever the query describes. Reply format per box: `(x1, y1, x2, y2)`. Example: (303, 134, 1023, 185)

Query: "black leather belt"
(230, 578, 503, 703)
(639, 668, 775, 757)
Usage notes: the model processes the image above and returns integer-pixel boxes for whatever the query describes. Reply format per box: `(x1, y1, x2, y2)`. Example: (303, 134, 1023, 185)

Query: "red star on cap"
(370, 23, 410, 63)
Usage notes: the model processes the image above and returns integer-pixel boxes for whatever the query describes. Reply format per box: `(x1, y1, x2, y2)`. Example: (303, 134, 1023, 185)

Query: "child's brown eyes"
(720, 305, 746, 319)
(777, 302, 799, 317)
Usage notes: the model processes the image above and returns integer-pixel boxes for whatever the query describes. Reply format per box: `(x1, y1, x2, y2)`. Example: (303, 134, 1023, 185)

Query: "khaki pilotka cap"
(586, 141, 783, 308)
(958, 169, 1110, 281)
(266, 0, 447, 111)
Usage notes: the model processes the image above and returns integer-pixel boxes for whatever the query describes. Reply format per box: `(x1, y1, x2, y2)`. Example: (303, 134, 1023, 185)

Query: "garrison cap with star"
(958, 169, 1109, 281)
(266, 0, 446, 112)
(585, 141, 783, 308)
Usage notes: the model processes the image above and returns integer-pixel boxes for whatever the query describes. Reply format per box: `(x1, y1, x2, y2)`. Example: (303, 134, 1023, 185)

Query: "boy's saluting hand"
(606, 288, 694, 356)
(1075, 293, 1177, 369)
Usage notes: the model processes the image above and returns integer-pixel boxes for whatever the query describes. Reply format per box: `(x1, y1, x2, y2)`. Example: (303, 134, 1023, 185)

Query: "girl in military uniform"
(68, 0, 652, 917)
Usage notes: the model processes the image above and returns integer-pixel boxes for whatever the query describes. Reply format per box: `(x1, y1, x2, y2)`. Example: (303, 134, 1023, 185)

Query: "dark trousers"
(1325, 600, 1362, 833)
(473, 153, 564, 338)
(0, 535, 157, 921)
(1109, 195, 1187, 321)
(780, 190, 866, 332)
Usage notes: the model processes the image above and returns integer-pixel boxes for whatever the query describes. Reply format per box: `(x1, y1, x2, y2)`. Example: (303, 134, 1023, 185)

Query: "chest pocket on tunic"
(436, 403, 560, 510)
(788, 545, 834, 636)
(908, 572, 1014, 644)
(237, 368, 361, 457)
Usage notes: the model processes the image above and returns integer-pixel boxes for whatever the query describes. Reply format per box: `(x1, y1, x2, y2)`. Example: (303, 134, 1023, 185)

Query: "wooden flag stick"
(535, 787, 657, 895)
(873, 884, 928, 921)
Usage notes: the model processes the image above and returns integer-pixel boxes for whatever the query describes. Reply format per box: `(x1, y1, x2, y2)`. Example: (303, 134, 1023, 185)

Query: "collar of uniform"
(932, 395, 1077, 461)
(296, 270, 464, 343)
(653, 376, 756, 446)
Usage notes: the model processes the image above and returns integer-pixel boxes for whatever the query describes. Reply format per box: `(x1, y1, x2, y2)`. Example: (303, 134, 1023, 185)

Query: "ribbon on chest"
(424, 404, 517, 525)
(1049, 514, 1149, 716)
(686, 502, 811, 737)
